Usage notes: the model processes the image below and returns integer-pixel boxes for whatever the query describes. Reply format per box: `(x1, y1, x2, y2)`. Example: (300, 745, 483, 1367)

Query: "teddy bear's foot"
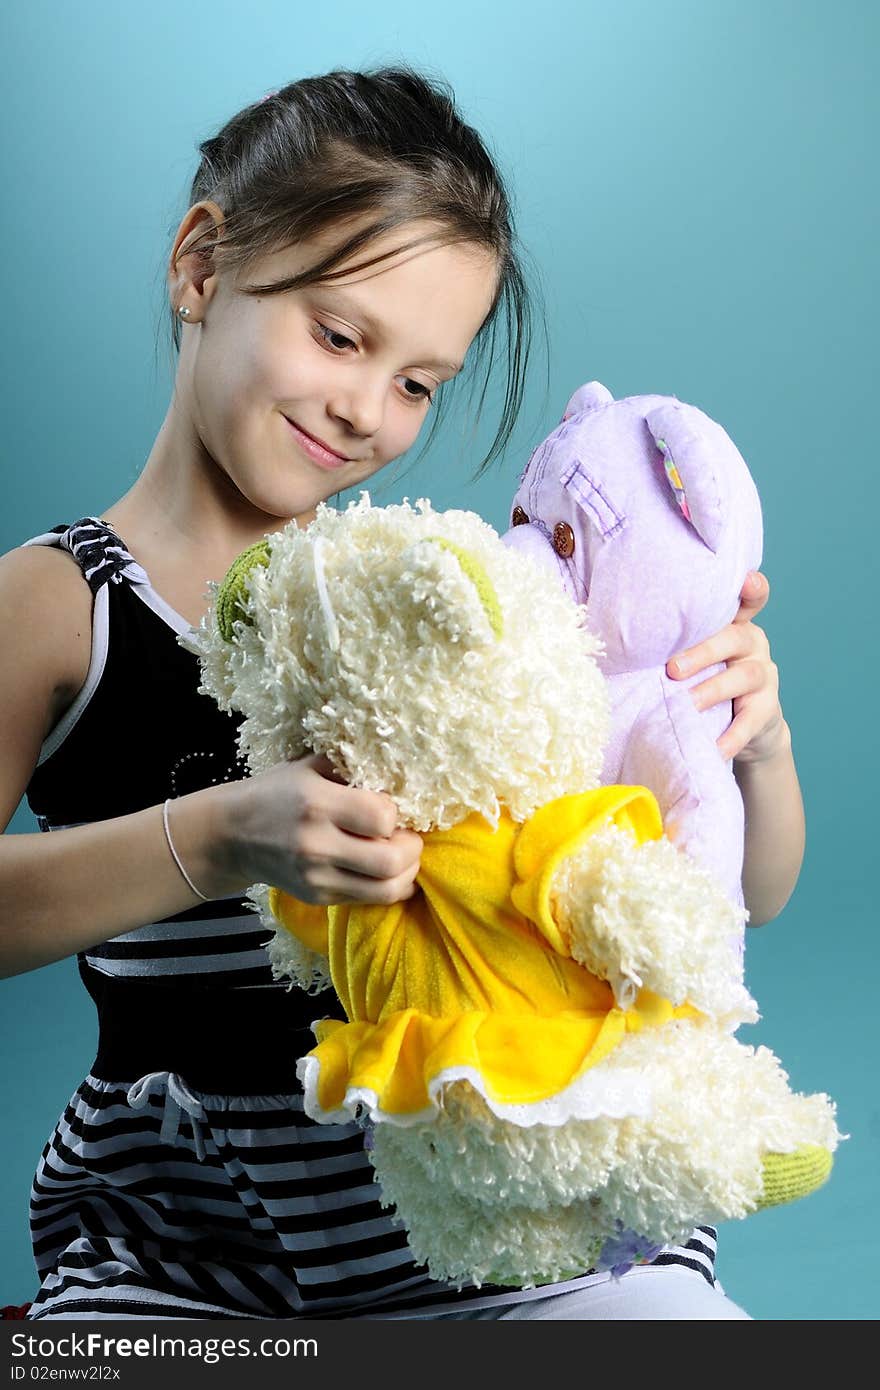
(758, 1145, 833, 1210)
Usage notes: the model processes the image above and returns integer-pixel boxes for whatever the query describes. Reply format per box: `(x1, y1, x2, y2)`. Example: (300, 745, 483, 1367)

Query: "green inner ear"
(426, 537, 503, 639)
(217, 539, 271, 642)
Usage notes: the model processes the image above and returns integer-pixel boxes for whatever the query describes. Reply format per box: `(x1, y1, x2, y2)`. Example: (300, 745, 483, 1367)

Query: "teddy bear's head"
(187, 494, 611, 831)
(502, 382, 763, 674)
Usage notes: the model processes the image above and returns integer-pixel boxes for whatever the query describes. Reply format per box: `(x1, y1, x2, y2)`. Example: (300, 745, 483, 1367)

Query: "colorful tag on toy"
(656, 438, 692, 523)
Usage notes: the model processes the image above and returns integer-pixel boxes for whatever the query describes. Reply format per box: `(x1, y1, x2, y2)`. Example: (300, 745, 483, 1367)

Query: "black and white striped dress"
(20, 517, 720, 1320)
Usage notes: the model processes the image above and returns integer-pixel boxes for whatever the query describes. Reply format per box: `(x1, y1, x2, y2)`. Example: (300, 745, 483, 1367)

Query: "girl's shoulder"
(0, 532, 94, 615)
(0, 538, 96, 830)
(0, 539, 93, 727)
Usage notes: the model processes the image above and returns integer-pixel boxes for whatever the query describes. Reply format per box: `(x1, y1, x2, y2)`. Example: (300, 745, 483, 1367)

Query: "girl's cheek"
(395, 401, 430, 452)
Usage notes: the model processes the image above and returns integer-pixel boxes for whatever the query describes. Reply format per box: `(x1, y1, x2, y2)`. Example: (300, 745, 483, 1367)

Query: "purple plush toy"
(501, 380, 763, 909)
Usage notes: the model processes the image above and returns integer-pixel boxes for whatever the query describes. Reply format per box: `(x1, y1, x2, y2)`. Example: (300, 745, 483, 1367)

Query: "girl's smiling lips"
(283, 415, 356, 469)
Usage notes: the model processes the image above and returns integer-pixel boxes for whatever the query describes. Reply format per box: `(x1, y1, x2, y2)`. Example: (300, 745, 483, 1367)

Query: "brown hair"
(165, 65, 544, 475)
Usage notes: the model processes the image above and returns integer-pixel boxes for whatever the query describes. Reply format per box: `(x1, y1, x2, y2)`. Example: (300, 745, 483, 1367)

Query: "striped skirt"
(27, 1067, 722, 1321)
(28, 1069, 453, 1320)
(26, 969, 721, 1320)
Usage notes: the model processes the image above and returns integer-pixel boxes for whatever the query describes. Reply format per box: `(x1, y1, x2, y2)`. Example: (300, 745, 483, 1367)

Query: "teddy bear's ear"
(428, 538, 503, 637)
(402, 537, 504, 644)
(562, 380, 614, 422)
(644, 402, 724, 552)
(216, 539, 272, 641)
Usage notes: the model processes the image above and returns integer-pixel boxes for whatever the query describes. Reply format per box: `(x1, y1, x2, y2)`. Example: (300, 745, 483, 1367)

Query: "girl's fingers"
(329, 786, 400, 840)
(305, 751, 347, 782)
(733, 570, 770, 622)
(302, 753, 400, 839)
(668, 606, 770, 678)
(300, 845, 422, 905)
(331, 826, 423, 881)
(667, 571, 770, 679)
(688, 667, 781, 762)
(715, 702, 785, 762)
(669, 623, 756, 677)
(689, 658, 776, 712)
(243, 758, 421, 902)
(734, 569, 767, 625)
(716, 706, 755, 762)
(662, 572, 779, 764)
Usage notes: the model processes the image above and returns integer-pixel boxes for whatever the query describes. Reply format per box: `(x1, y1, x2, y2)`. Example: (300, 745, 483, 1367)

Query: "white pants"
(396, 1267, 752, 1320)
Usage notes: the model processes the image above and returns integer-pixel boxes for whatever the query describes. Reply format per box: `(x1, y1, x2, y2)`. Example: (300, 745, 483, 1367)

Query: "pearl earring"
(177, 305, 192, 320)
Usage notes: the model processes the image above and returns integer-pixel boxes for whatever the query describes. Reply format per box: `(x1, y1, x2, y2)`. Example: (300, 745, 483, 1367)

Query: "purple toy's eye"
(512, 506, 529, 526)
(552, 522, 575, 558)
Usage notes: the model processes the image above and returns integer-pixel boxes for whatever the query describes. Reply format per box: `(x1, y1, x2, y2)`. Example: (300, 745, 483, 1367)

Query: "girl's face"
(176, 213, 500, 523)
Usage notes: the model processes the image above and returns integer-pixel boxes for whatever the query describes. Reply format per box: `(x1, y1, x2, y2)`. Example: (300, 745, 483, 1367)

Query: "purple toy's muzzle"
(501, 521, 579, 602)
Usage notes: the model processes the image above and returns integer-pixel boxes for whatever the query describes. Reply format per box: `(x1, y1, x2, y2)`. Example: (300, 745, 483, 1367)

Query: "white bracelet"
(162, 798, 211, 902)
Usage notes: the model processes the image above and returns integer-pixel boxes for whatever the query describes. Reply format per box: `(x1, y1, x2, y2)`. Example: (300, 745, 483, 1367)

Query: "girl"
(0, 66, 801, 1321)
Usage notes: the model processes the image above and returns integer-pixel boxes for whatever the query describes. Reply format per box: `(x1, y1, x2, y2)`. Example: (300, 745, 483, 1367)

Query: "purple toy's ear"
(644, 402, 725, 552)
(562, 380, 614, 421)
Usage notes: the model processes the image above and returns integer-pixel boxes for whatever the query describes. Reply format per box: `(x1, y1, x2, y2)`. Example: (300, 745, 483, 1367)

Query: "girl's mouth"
(283, 417, 351, 470)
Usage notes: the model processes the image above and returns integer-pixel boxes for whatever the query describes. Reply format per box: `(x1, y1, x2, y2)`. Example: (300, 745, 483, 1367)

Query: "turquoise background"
(1, 0, 876, 1320)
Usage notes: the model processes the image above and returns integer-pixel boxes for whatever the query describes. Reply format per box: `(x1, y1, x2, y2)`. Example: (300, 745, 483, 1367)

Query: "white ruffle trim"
(296, 1052, 655, 1129)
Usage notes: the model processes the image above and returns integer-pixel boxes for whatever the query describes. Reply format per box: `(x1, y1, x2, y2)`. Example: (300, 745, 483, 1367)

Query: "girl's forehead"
(252, 225, 499, 361)
(260, 216, 493, 282)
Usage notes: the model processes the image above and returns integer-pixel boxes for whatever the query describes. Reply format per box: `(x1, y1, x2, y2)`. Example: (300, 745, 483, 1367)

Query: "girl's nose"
(328, 375, 386, 439)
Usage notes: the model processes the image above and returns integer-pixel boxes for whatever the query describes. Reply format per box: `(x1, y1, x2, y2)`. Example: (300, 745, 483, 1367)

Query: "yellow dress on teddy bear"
(272, 788, 700, 1122)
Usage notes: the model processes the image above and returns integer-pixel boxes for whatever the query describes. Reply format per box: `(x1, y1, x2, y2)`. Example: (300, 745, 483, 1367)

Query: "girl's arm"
(0, 549, 421, 980)
(666, 572, 805, 927)
(732, 718, 805, 926)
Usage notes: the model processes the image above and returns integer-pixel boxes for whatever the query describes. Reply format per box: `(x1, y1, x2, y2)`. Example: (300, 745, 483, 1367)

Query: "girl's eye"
(314, 323, 356, 352)
(399, 378, 434, 405)
(314, 322, 434, 405)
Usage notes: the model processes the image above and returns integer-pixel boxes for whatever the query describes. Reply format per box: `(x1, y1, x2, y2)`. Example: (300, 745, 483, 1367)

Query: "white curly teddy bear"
(183, 492, 840, 1290)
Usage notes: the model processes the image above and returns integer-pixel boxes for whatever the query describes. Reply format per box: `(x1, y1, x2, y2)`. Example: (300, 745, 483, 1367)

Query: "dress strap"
(21, 517, 154, 771)
(22, 516, 150, 596)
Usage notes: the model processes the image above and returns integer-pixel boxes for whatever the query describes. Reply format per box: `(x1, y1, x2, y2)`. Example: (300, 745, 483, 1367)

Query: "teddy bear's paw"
(216, 539, 272, 642)
(264, 926, 332, 994)
(552, 822, 753, 1021)
(757, 1146, 834, 1210)
(246, 883, 332, 993)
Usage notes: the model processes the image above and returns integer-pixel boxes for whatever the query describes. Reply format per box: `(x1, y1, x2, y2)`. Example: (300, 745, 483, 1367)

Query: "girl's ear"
(169, 199, 225, 309)
(562, 380, 615, 421)
(644, 402, 725, 552)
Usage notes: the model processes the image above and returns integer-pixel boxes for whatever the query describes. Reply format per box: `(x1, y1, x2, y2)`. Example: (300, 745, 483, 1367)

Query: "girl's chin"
(218, 466, 327, 526)
(220, 448, 378, 523)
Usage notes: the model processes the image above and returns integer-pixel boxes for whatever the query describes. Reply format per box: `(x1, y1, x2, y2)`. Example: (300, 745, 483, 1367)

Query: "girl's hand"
(215, 753, 423, 904)
(666, 570, 787, 764)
